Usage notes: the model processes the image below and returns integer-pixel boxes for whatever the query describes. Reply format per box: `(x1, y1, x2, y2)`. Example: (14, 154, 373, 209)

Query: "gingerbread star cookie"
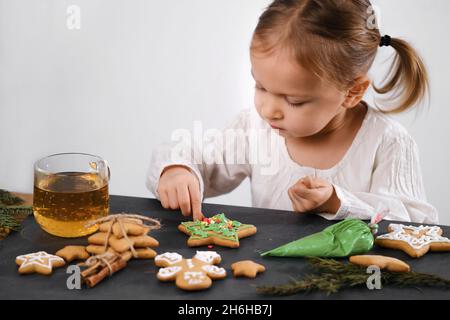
(84, 213, 161, 261)
(16, 251, 65, 275)
(55, 246, 90, 262)
(178, 213, 257, 248)
(375, 224, 450, 258)
(155, 251, 226, 291)
(99, 219, 150, 238)
(349, 255, 411, 273)
(231, 260, 266, 278)
(88, 232, 159, 253)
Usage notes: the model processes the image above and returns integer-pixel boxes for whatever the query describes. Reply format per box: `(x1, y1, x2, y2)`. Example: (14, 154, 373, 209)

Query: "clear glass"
(33, 153, 110, 238)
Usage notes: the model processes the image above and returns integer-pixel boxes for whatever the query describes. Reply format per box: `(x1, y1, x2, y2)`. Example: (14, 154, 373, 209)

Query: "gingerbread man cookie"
(155, 251, 226, 291)
(376, 224, 450, 258)
(231, 260, 266, 278)
(16, 251, 65, 275)
(178, 213, 257, 248)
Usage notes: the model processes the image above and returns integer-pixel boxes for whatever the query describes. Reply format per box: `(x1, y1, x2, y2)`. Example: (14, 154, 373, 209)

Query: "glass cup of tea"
(33, 153, 110, 238)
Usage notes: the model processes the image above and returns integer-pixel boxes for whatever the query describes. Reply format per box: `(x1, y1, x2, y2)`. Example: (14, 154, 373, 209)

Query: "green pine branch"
(0, 189, 26, 206)
(0, 189, 32, 234)
(257, 257, 450, 296)
(0, 206, 32, 231)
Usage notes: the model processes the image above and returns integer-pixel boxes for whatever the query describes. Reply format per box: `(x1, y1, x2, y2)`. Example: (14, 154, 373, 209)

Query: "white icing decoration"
(183, 271, 206, 285)
(186, 259, 194, 269)
(377, 224, 450, 250)
(194, 251, 220, 264)
(158, 266, 182, 279)
(16, 251, 64, 271)
(202, 265, 226, 276)
(155, 252, 182, 265)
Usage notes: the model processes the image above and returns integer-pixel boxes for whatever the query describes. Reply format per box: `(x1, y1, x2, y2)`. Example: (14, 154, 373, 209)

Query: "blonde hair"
(251, 0, 429, 114)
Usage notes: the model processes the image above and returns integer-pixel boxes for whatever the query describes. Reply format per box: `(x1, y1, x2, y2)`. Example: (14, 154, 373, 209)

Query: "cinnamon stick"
(80, 261, 102, 278)
(83, 257, 127, 288)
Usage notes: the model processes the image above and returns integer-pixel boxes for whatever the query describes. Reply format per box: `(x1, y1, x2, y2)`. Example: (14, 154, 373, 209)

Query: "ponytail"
(374, 37, 430, 114)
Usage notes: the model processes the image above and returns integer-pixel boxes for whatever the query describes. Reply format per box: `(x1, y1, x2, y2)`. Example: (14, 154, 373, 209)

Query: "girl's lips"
(270, 124, 284, 130)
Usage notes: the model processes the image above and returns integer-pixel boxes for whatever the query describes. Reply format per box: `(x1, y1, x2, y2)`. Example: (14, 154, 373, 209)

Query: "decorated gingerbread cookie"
(231, 260, 266, 278)
(16, 251, 65, 275)
(178, 213, 257, 248)
(155, 251, 226, 291)
(375, 224, 450, 258)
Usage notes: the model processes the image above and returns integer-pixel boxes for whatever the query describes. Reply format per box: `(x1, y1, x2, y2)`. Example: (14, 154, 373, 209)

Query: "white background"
(1, 0, 449, 224)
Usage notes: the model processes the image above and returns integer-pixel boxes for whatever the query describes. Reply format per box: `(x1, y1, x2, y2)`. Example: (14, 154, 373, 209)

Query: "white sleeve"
(146, 110, 252, 200)
(320, 133, 439, 224)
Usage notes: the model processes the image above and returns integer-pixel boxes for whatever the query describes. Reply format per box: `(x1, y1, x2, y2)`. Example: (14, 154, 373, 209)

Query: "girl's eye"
(286, 101, 306, 108)
(255, 85, 266, 92)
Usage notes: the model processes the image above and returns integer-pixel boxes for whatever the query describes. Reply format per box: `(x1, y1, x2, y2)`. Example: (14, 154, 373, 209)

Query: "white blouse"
(146, 107, 439, 224)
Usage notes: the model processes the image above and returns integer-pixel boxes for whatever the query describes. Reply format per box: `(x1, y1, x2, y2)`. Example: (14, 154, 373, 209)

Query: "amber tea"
(33, 153, 110, 238)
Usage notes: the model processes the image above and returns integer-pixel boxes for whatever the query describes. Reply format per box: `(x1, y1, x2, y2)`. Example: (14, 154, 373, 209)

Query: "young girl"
(146, 0, 438, 224)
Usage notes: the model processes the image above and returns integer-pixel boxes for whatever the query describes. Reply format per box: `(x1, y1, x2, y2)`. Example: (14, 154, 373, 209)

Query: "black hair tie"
(379, 35, 392, 47)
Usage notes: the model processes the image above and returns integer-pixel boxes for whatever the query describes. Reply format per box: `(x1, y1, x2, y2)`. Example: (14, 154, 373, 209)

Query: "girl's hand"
(157, 165, 204, 221)
(288, 176, 341, 214)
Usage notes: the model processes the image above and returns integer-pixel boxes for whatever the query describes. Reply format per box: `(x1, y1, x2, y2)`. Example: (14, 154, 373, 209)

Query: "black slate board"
(1, 195, 450, 300)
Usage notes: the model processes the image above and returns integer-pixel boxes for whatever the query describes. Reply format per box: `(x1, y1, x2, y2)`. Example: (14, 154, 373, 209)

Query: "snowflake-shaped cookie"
(376, 224, 450, 258)
(154, 251, 226, 291)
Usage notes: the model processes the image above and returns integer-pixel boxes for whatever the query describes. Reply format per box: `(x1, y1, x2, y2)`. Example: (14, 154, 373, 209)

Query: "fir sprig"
(0, 189, 32, 237)
(0, 206, 32, 231)
(257, 257, 450, 296)
(0, 189, 26, 206)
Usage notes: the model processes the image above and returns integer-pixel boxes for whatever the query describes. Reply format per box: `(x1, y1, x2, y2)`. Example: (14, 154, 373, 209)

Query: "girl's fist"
(288, 176, 340, 214)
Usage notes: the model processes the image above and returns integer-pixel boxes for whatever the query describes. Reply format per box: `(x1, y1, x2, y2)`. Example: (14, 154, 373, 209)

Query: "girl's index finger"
(189, 181, 204, 221)
(191, 205, 203, 222)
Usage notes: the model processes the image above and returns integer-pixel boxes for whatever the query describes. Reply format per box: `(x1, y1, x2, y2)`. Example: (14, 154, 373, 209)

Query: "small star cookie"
(55, 246, 90, 262)
(155, 251, 226, 291)
(231, 260, 265, 278)
(376, 224, 450, 258)
(16, 251, 65, 275)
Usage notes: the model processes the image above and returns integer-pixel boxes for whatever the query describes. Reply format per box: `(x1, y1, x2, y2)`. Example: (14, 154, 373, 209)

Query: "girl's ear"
(342, 76, 371, 109)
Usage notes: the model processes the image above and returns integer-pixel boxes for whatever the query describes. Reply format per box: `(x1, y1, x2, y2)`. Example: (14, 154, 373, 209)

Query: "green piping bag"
(261, 218, 375, 258)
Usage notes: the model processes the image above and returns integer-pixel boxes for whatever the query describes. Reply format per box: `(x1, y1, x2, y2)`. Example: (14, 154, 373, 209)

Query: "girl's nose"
(261, 101, 283, 121)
